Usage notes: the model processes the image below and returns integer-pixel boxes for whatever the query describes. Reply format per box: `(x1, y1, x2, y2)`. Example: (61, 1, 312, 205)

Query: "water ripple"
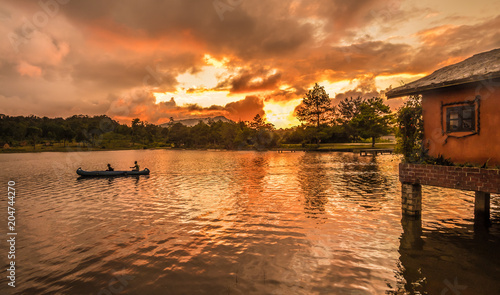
(0, 151, 499, 294)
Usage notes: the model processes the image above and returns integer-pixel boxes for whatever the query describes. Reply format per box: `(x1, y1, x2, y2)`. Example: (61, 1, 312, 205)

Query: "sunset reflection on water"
(0, 150, 499, 294)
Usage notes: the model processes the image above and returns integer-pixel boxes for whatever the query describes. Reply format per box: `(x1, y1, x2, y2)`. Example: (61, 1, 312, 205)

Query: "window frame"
(440, 96, 480, 136)
(445, 105, 475, 133)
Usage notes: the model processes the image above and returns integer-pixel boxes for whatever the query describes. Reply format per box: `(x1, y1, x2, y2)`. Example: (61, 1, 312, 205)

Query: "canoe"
(76, 167, 150, 177)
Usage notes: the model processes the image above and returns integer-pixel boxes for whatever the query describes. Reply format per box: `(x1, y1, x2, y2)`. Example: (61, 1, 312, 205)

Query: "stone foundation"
(399, 163, 499, 222)
(402, 183, 422, 217)
(399, 163, 500, 194)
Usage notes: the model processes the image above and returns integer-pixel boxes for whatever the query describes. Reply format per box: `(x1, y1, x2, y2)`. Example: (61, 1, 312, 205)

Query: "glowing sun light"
(263, 99, 302, 129)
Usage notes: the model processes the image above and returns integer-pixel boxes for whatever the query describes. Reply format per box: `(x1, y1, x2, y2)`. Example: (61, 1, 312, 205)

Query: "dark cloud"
(106, 90, 264, 124)
(333, 76, 379, 103)
(1, 1, 498, 125)
(71, 53, 200, 93)
(186, 87, 209, 94)
(159, 97, 177, 108)
(215, 69, 282, 93)
(264, 89, 301, 103)
(208, 105, 225, 111)
(332, 76, 405, 111)
(107, 90, 222, 124)
(408, 16, 500, 73)
(224, 95, 265, 121)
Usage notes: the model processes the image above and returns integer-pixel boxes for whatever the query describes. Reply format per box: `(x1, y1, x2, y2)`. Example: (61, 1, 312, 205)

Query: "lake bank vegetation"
(1, 84, 396, 153)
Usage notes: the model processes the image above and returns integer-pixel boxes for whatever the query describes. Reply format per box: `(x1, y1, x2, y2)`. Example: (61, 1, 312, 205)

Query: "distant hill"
(160, 116, 233, 127)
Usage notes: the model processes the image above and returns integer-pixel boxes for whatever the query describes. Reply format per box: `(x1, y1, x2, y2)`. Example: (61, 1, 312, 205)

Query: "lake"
(0, 150, 499, 294)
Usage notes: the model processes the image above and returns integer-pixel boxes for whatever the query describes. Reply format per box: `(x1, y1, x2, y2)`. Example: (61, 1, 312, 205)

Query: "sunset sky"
(1, 0, 499, 128)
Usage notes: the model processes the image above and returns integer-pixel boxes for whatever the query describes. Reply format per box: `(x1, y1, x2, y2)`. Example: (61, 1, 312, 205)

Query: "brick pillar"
(401, 183, 422, 217)
(474, 191, 490, 225)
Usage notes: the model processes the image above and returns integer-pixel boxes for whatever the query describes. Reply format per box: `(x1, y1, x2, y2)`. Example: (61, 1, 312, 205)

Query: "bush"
(395, 95, 423, 162)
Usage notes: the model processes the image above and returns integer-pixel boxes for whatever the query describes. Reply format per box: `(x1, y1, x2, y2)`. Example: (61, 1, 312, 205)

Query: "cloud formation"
(107, 89, 264, 124)
(214, 68, 282, 93)
(0, 0, 499, 126)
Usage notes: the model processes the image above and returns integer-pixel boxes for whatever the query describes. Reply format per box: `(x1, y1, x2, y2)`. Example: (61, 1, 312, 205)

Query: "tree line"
(0, 83, 395, 151)
(0, 114, 279, 150)
(0, 114, 159, 150)
(293, 83, 393, 147)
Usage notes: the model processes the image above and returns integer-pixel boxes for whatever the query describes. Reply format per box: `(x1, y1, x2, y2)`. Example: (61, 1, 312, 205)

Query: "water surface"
(0, 150, 499, 294)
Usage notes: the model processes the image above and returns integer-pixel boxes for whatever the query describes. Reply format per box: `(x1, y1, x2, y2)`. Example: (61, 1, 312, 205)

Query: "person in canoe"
(106, 163, 114, 171)
(130, 161, 140, 171)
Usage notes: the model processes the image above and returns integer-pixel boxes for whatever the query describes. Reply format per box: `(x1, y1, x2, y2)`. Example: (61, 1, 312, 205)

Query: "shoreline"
(0, 143, 396, 154)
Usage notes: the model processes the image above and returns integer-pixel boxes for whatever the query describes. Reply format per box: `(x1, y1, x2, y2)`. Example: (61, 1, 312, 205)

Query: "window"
(446, 105, 475, 133)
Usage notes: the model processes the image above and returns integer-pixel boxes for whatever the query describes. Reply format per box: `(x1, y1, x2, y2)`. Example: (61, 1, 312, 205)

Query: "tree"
(243, 114, 276, 149)
(296, 83, 335, 128)
(218, 122, 239, 149)
(234, 121, 253, 148)
(131, 118, 146, 145)
(75, 129, 88, 145)
(395, 95, 423, 161)
(61, 127, 75, 147)
(336, 96, 365, 141)
(350, 97, 392, 147)
(167, 123, 190, 147)
(337, 96, 364, 124)
(191, 121, 210, 147)
(249, 114, 274, 130)
(26, 126, 42, 150)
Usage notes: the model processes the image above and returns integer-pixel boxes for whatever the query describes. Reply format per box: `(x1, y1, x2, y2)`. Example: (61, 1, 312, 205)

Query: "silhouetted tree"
(337, 96, 364, 123)
(249, 114, 274, 130)
(350, 97, 393, 147)
(61, 127, 75, 147)
(26, 126, 42, 150)
(296, 83, 335, 128)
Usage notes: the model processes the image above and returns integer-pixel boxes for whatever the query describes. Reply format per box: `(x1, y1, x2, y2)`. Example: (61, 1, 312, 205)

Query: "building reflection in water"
(395, 212, 500, 294)
(394, 216, 426, 294)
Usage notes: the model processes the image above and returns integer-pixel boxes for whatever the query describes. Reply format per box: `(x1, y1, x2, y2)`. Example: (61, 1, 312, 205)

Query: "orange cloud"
(214, 68, 282, 94)
(107, 89, 265, 125)
(224, 95, 265, 121)
(16, 61, 41, 77)
(2, 1, 499, 128)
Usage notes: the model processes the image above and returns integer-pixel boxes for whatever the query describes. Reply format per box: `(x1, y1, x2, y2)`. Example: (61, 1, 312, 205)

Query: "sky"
(0, 0, 499, 128)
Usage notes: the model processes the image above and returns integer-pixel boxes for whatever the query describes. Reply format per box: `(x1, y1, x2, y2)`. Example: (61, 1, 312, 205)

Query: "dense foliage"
(165, 114, 278, 150)
(395, 95, 423, 161)
(0, 114, 280, 151)
(0, 114, 167, 150)
(294, 84, 393, 146)
(336, 96, 393, 146)
(0, 83, 395, 151)
(349, 97, 393, 147)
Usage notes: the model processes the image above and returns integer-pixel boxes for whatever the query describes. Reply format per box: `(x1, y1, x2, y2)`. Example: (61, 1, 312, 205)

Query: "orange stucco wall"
(422, 80, 500, 166)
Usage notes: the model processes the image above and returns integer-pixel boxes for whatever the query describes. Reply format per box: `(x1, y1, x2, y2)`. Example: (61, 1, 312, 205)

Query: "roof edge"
(386, 71, 500, 98)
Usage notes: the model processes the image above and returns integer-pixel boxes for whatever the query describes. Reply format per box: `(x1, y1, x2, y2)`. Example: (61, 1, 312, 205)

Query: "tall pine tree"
(296, 83, 335, 127)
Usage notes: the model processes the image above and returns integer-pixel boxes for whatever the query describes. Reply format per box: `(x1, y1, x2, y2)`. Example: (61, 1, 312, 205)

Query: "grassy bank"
(0, 142, 168, 153)
(1, 141, 396, 154)
(277, 142, 396, 151)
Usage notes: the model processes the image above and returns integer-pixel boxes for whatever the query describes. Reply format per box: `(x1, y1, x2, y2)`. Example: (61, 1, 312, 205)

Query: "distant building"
(387, 48, 500, 166)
